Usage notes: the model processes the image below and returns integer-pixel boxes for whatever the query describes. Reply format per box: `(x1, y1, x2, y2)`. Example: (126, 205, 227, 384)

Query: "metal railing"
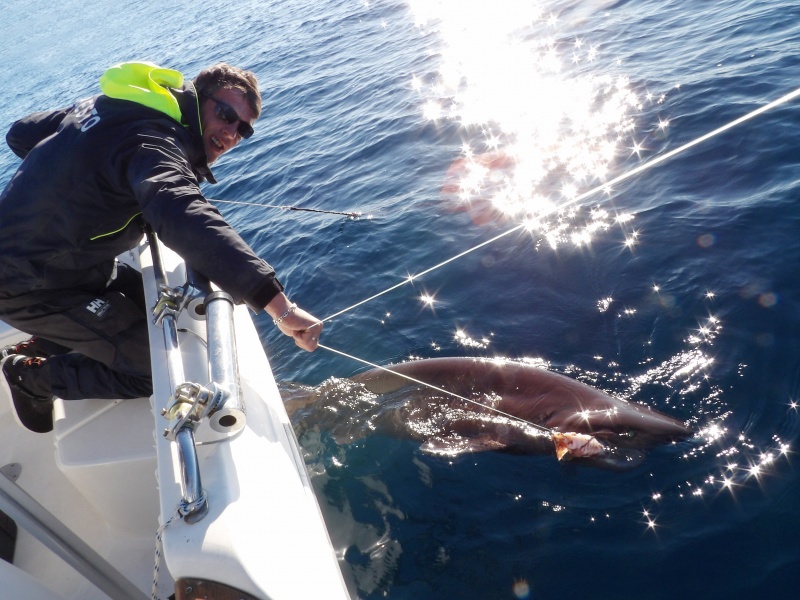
(146, 231, 246, 523)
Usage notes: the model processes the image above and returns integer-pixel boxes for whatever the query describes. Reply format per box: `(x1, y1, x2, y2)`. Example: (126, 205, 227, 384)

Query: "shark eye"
(621, 430, 636, 439)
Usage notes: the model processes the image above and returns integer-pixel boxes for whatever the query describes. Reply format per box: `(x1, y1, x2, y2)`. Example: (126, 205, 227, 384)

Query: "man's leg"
(0, 275, 152, 400)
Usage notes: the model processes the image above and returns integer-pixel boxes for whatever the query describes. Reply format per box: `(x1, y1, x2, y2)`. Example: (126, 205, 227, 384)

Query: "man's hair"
(194, 63, 262, 118)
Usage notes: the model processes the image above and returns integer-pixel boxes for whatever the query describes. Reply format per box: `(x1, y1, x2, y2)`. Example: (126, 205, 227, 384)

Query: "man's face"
(200, 86, 257, 165)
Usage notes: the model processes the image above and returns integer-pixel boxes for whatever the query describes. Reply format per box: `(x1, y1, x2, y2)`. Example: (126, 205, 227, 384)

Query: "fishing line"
(210, 197, 362, 218)
(559, 85, 800, 213)
(318, 342, 554, 435)
(310, 88, 800, 448)
(320, 85, 800, 324)
(320, 225, 524, 323)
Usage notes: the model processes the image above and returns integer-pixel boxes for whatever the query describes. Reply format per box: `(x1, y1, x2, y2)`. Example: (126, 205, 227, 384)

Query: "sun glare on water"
(409, 0, 644, 242)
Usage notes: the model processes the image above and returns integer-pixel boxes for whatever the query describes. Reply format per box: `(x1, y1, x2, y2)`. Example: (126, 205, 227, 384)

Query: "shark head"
(554, 403, 693, 450)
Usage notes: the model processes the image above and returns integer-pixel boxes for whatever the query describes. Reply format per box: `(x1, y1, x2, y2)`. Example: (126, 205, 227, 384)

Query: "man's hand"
(265, 293, 323, 352)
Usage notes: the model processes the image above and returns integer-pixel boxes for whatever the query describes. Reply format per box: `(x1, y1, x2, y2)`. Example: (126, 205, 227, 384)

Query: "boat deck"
(0, 325, 165, 599)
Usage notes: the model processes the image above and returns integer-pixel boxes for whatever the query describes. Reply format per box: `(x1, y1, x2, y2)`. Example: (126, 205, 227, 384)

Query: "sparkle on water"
(330, 0, 796, 553)
(409, 0, 657, 242)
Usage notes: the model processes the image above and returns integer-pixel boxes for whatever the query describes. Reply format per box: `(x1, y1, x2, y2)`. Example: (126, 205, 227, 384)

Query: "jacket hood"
(100, 61, 216, 183)
(100, 62, 184, 122)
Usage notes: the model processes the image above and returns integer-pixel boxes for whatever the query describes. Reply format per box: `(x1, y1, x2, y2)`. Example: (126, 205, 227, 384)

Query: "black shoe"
(1, 336, 62, 359)
(1, 355, 53, 433)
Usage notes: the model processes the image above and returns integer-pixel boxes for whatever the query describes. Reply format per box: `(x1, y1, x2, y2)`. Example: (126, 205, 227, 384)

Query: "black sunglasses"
(202, 93, 254, 139)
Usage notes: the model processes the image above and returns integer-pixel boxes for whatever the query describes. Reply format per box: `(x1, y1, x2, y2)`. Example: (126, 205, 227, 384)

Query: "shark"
(337, 357, 694, 470)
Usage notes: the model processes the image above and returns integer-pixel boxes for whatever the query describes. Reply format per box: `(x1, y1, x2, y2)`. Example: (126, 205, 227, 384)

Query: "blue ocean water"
(3, 0, 800, 598)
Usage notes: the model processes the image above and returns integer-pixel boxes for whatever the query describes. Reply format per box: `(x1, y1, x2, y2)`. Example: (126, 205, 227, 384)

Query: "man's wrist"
(265, 292, 292, 319)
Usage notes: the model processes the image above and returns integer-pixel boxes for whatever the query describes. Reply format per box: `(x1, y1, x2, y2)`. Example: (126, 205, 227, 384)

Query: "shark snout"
(592, 415, 693, 449)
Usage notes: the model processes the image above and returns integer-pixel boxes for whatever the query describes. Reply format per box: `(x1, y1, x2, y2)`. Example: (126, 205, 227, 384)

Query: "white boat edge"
(0, 236, 352, 599)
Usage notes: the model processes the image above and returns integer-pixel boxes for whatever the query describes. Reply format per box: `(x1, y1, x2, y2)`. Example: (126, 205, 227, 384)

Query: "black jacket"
(0, 84, 283, 311)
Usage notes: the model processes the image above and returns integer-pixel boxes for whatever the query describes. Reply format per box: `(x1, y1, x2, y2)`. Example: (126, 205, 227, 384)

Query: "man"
(0, 61, 322, 433)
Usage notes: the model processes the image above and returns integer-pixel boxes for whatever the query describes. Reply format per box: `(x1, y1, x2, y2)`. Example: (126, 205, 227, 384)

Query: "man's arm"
(6, 107, 71, 159)
(125, 134, 323, 351)
(125, 137, 282, 308)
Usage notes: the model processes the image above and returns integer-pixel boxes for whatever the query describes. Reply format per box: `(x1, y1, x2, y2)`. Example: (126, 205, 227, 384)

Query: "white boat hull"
(0, 238, 350, 599)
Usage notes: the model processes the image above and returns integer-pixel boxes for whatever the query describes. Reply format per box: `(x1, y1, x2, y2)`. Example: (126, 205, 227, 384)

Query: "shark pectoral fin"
(422, 434, 508, 456)
(467, 435, 508, 452)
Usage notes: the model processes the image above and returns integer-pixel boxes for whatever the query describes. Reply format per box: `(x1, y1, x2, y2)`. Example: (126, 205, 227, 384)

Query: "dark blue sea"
(3, 0, 800, 598)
